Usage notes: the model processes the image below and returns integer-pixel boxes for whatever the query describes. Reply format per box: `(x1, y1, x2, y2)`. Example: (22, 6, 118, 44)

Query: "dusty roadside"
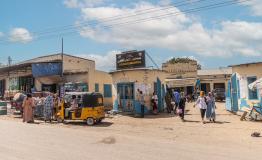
(0, 102, 261, 160)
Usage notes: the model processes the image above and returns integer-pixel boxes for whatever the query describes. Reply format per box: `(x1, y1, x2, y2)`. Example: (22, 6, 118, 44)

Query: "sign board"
(32, 62, 62, 78)
(116, 50, 145, 70)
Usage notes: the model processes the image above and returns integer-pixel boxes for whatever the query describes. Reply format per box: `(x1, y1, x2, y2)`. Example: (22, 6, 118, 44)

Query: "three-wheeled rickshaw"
(57, 92, 105, 126)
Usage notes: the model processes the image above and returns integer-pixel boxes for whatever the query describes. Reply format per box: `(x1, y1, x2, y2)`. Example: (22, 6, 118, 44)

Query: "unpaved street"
(0, 102, 262, 160)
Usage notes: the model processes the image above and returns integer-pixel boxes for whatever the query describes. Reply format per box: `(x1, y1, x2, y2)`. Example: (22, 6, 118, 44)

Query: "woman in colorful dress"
(43, 93, 54, 123)
(22, 94, 35, 123)
(206, 92, 216, 122)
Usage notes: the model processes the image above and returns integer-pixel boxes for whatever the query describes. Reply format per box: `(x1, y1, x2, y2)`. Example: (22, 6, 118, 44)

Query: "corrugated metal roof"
(197, 67, 232, 76)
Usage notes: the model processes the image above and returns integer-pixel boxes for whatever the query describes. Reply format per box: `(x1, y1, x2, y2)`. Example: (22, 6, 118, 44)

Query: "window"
(247, 76, 258, 100)
(104, 84, 112, 98)
(95, 83, 99, 92)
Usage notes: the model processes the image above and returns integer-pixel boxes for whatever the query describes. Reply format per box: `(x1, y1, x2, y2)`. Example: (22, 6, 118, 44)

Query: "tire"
(86, 118, 95, 126)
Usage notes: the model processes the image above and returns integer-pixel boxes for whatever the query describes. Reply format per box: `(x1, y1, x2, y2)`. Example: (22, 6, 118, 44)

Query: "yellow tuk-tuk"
(57, 92, 105, 126)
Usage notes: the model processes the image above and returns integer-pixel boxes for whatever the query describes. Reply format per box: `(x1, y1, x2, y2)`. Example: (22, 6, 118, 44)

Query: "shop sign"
(116, 50, 145, 70)
(32, 62, 62, 77)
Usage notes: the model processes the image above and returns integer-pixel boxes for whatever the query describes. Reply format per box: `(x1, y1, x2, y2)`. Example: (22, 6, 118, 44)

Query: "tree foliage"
(167, 57, 202, 69)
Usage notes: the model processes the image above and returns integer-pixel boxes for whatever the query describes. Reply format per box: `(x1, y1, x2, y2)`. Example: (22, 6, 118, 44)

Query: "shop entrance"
(117, 83, 135, 112)
(186, 86, 194, 95)
(42, 84, 57, 93)
(0, 80, 5, 99)
(200, 83, 210, 94)
(214, 83, 225, 89)
(19, 76, 34, 93)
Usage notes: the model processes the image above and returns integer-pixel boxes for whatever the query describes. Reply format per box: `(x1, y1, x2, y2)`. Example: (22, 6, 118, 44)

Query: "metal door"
(225, 80, 232, 111)
(157, 78, 163, 111)
(231, 73, 239, 112)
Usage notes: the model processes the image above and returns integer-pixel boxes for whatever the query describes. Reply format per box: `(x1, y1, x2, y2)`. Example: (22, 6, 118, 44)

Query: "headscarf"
(200, 91, 205, 97)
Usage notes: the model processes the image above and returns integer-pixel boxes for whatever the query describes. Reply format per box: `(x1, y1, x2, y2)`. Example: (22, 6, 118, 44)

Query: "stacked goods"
(13, 93, 26, 102)
(0, 101, 7, 115)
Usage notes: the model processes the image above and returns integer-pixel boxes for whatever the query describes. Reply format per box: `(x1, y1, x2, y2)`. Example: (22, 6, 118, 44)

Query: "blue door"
(231, 73, 239, 112)
(226, 80, 232, 111)
(157, 78, 163, 112)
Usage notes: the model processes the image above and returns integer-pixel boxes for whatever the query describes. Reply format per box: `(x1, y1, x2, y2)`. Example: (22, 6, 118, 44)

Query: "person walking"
(172, 89, 181, 115)
(194, 91, 207, 124)
(151, 91, 158, 114)
(206, 92, 216, 122)
(139, 91, 145, 118)
(22, 94, 35, 123)
(178, 92, 186, 121)
(43, 93, 54, 123)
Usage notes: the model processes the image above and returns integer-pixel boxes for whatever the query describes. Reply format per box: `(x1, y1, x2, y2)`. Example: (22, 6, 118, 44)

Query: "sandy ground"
(0, 102, 262, 160)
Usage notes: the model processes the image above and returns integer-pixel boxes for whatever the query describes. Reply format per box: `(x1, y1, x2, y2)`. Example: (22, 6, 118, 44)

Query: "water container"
(0, 101, 7, 115)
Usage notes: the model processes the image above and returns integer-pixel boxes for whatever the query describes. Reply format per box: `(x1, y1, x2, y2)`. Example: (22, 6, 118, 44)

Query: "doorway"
(117, 83, 135, 112)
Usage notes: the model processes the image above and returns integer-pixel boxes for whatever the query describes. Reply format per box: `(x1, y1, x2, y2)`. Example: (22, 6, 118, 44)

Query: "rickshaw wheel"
(86, 118, 95, 126)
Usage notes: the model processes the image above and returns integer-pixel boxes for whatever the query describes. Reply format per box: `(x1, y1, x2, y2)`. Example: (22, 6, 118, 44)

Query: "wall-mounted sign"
(116, 50, 145, 70)
(32, 62, 62, 77)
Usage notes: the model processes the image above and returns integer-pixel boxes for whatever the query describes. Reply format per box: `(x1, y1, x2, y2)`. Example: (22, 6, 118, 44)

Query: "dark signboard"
(32, 62, 62, 78)
(116, 50, 146, 70)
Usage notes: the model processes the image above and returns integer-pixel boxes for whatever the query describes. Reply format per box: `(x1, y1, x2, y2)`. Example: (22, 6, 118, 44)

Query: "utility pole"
(60, 38, 64, 98)
(61, 38, 64, 77)
(7, 56, 12, 92)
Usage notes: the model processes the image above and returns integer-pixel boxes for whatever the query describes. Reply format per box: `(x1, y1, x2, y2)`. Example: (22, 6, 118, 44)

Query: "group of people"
(22, 93, 61, 123)
(166, 89, 216, 124)
(169, 90, 187, 121)
(194, 91, 216, 124)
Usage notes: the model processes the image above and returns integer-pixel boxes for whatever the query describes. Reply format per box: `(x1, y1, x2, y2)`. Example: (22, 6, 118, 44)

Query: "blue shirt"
(173, 91, 181, 103)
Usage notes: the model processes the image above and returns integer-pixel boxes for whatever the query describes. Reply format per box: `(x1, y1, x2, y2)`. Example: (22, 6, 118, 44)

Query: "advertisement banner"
(32, 62, 62, 78)
(116, 50, 145, 70)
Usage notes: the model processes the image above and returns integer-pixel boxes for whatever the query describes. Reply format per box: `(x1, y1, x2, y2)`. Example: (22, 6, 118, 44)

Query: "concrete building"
(110, 50, 167, 114)
(0, 53, 113, 107)
(226, 62, 262, 112)
(163, 58, 198, 95)
(197, 68, 232, 93)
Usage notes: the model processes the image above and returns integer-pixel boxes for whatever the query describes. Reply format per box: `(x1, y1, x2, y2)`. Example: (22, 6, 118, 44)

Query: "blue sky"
(0, 0, 261, 70)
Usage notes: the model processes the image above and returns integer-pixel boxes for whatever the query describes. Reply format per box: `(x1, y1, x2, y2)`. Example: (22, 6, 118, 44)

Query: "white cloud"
(77, 50, 120, 71)
(64, 0, 105, 8)
(9, 28, 33, 43)
(76, 2, 262, 58)
(241, 0, 262, 16)
(0, 32, 4, 37)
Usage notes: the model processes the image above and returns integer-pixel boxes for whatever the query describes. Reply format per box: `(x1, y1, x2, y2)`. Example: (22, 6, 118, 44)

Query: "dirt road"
(0, 102, 262, 160)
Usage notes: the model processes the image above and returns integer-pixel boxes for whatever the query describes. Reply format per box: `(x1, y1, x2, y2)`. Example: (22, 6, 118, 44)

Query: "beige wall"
(93, 70, 113, 107)
(232, 63, 262, 79)
(111, 69, 167, 110)
(162, 62, 197, 78)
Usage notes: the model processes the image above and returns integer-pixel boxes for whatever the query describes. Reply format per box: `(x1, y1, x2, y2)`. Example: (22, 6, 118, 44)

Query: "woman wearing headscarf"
(22, 94, 35, 123)
(44, 93, 54, 122)
(206, 92, 216, 122)
(178, 92, 186, 121)
(151, 91, 158, 114)
(194, 91, 207, 124)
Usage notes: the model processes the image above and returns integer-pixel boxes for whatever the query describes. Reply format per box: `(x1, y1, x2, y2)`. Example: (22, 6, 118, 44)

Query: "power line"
(0, 0, 252, 45)
(0, 0, 215, 42)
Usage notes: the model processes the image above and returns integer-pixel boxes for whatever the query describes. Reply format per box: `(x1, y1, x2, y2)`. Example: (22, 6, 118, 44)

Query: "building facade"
(226, 62, 262, 112)
(0, 53, 113, 107)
